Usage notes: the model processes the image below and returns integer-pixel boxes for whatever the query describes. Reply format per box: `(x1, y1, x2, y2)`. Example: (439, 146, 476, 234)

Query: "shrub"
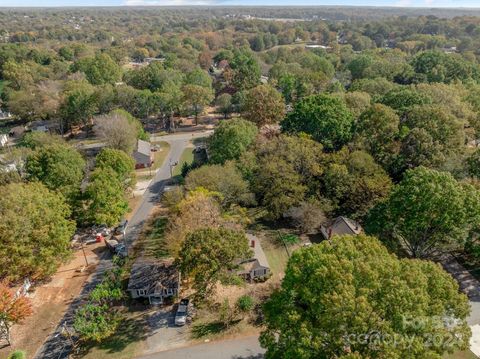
(236, 295, 255, 313)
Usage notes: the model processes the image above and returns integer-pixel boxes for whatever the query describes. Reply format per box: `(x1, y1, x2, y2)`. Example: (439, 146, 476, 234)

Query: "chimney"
(251, 240, 255, 248)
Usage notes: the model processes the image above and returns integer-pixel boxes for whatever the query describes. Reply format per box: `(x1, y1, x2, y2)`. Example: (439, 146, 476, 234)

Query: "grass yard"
(80, 314, 147, 359)
(445, 350, 478, 359)
(173, 146, 194, 176)
(142, 217, 170, 259)
(151, 141, 170, 170)
(261, 233, 291, 279)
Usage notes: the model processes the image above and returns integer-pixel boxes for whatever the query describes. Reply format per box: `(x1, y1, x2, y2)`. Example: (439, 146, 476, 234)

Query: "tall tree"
(25, 143, 85, 204)
(96, 148, 136, 190)
(366, 167, 480, 258)
(182, 84, 214, 125)
(0, 182, 75, 280)
(260, 235, 471, 358)
(208, 118, 258, 164)
(243, 84, 286, 128)
(282, 94, 354, 151)
(229, 48, 261, 91)
(179, 227, 252, 298)
(83, 167, 129, 226)
(94, 111, 138, 154)
(74, 53, 122, 85)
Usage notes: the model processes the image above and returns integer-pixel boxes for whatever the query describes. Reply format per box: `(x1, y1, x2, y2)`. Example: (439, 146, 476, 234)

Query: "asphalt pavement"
(138, 335, 264, 359)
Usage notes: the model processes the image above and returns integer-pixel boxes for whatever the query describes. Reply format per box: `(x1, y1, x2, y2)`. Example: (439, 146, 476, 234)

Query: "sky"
(0, 0, 479, 8)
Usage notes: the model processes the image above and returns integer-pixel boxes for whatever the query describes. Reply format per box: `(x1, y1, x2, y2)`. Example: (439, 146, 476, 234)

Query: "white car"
(175, 299, 189, 326)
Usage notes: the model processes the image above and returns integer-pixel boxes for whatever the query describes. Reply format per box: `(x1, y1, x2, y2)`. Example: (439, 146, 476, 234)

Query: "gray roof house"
(127, 258, 180, 305)
(133, 139, 153, 169)
(237, 234, 271, 282)
(320, 216, 362, 240)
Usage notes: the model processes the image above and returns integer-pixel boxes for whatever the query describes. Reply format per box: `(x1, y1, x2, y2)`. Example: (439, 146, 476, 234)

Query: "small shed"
(127, 257, 180, 305)
(133, 139, 153, 169)
(320, 216, 362, 240)
(237, 234, 271, 282)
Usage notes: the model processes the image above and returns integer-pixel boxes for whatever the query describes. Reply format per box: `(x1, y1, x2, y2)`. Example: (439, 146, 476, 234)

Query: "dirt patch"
(0, 244, 106, 359)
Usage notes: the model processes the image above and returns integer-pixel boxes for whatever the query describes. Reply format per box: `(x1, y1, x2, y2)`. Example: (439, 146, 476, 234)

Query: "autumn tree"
(366, 167, 480, 258)
(0, 182, 75, 280)
(260, 235, 471, 358)
(185, 162, 255, 207)
(182, 84, 214, 125)
(282, 94, 354, 151)
(179, 227, 252, 298)
(243, 84, 286, 128)
(0, 280, 33, 346)
(208, 118, 258, 164)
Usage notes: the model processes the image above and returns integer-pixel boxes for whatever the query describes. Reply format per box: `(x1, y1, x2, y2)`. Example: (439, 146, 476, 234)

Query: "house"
(133, 139, 153, 169)
(127, 258, 180, 305)
(238, 234, 271, 282)
(320, 216, 362, 240)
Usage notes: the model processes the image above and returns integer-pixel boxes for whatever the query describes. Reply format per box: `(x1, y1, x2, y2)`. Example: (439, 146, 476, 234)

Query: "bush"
(236, 295, 255, 313)
(8, 350, 26, 359)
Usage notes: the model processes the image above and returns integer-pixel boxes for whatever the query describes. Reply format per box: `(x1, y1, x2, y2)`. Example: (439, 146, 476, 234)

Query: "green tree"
(379, 87, 431, 117)
(355, 104, 400, 169)
(366, 167, 480, 258)
(208, 118, 258, 164)
(282, 94, 354, 151)
(185, 68, 212, 88)
(260, 235, 471, 358)
(73, 303, 120, 343)
(179, 227, 252, 298)
(96, 148, 136, 190)
(185, 162, 255, 207)
(216, 93, 233, 119)
(243, 84, 286, 128)
(182, 84, 214, 125)
(74, 53, 122, 85)
(229, 48, 261, 91)
(323, 150, 393, 219)
(0, 182, 75, 280)
(60, 80, 97, 128)
(25, 143, 85, 204)
(83, 167, 129, 226)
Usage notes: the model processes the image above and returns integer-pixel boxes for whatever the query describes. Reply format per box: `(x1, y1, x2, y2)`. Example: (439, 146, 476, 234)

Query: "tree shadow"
(191, 319, 242, 339)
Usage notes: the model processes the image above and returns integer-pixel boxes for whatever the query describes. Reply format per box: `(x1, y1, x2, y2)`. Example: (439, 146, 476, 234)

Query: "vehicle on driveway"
(114, 243, 127, 258)
(175, 298, 190, 326)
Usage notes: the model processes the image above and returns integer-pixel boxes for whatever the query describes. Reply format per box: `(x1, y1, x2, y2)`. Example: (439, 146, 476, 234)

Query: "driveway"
(138, 335, 264, 359)
(34, 130, 212, 359)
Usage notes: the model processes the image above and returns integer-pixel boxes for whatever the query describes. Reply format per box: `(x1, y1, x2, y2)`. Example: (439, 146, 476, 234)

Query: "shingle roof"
(136, 139, 151, 156)
(127, 257, 179, 295)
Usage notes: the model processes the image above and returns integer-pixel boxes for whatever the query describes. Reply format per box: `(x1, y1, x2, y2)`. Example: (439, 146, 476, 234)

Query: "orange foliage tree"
(0, 281, 32, 346)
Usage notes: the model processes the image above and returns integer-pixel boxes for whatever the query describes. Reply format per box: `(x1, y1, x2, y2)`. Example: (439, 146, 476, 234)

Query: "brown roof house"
(321, 216, 362, 240)
(237, 234, 271, 282)
(127, 258, 180, 305)
(133, 139, 153, 169)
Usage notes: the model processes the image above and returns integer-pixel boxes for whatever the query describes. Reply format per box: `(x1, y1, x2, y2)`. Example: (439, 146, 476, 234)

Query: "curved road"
(34, 130, 212, 359)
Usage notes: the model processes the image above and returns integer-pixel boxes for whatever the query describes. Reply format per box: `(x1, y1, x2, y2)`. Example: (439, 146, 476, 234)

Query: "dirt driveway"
(0, 243, 106, 359)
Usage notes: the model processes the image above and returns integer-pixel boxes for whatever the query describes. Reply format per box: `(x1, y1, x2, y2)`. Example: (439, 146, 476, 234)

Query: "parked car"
(114, 244, 127, 258)
(175, 298, 190, 326)
(105, 238, 119, 252)
(114, 220, 128, 235)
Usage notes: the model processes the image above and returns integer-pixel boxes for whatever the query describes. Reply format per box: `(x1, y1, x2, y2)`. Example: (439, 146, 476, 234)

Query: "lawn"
(81, 314, 147, 359)
(142, 217, 170, 259)
(261, 233, 291, 279)
(151, 141, 170, 170)
(173, 146, 194, 176)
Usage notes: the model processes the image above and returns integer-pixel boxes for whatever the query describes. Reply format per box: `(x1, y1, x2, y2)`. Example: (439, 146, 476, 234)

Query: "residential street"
(34, 130, 212, 359)
(138, 335, 264, 359)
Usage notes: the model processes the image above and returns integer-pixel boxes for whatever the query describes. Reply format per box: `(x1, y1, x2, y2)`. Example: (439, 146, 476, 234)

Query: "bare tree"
(94, 112, 137, 154)
(284, 201, 327, 234)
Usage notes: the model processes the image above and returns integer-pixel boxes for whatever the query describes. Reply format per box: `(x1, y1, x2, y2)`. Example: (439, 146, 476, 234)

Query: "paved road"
(34, 130, 212, 359)
(139, 335, 264, 359)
